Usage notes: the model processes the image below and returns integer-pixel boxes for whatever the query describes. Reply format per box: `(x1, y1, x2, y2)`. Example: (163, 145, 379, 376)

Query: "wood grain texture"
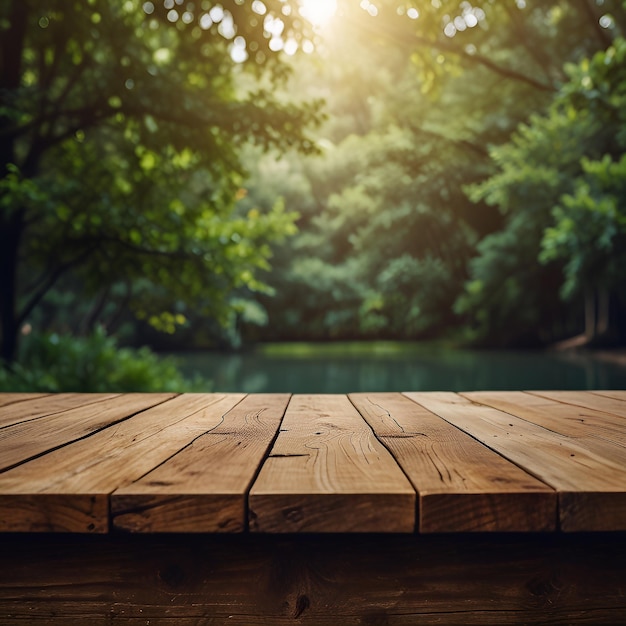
(112, 394, 290, 532)
(0, 393, 50, 408)
(249, 394, 415, 532)
(406, 392, 626, 531)
(529, 390, 626, 419)
(465, 390, 626, 447)
(1, 533, 625, 624)
(0, 393, 119, 428)
(592, 390, 626, 401)
(0, 494, 106, 533)
(0, 393, 171, 471)
(1, 392, 624, 535)
(0, 394, 243, 532)
(350, 393, 555, 532)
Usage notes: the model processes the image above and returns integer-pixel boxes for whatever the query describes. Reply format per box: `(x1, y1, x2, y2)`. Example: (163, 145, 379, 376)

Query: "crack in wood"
(269, 453, 310, 458)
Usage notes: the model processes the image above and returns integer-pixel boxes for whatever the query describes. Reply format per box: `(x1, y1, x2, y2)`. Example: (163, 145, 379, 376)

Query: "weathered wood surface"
(593, 389, 626, 401)
(0, 394, 243, 532)
(1, 533, 625, 624)
(465, 390, 626, 446)
(0, 393, 50, 409)
(0, 393, 120, 428)
(1, 391, 626, 624)
(350, 393, 555, 532)
(530, 389, 626, 419)
(112, 394, 289, 532)
(249, 394, 415, 532)
(0, 391, 625, 533)
(0, 393, 171, 470)
(407, 391, 626, 531)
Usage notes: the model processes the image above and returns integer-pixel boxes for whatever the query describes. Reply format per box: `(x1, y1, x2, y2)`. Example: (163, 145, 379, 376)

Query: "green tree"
(0, 0, 320, 362)
(463, 37, 626, 345)
(541, 40, 626, 340)
(241, 0, 623, 343)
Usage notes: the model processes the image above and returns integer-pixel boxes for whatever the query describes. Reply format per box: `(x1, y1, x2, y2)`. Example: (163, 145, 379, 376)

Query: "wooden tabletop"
(0, 391, 625, 534)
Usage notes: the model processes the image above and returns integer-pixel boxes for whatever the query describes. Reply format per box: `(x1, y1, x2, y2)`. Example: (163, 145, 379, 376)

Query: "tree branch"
(430, 38, 556, 92)
(0, 1, 28, 90)
(96, 235, 187, 259)
(344, 9, 557, 94)
(16, 247, 94, 327)
(43, 55, 94, 128)
(502, 3, 563, 85)
(21, 103, 111, 174)
(81, 284, 111, 335)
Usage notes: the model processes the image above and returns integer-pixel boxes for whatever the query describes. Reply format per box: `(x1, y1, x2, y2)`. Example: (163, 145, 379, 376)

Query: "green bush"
(0, 329, 204, 392)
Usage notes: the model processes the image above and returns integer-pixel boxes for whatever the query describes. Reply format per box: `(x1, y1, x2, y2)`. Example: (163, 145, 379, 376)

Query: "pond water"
(171, 342, 626, 393)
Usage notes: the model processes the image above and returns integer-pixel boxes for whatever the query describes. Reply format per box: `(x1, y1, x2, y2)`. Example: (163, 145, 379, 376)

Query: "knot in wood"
(284, 507, 304, 524)
(294, 594, 310, 618)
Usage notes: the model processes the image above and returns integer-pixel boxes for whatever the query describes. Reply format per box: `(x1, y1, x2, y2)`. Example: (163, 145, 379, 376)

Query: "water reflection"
(174, 343, 626, 393)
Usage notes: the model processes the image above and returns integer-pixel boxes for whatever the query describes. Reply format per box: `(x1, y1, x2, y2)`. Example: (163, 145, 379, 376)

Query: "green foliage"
(376, 255, 456, 335)
(541, 154, 626, 299)
(225, 0, 626, 346)
(453, 213, 559, 345)
(538, 39, 626, 303)
(5, 0, 626, 356)
(458, 36, 626, 345)
(467, 106, 602, 213)
(245, 10, 512, 341)
(0, 329, 201, 392)
(0, 0, 321, 362)
(457, 105, 599, 342)
(0, 165, 50, 216)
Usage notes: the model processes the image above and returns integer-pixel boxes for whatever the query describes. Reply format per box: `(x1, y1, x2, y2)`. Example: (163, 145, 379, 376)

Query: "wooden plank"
(0, 393, 172, 471)
(529, 390, 626, 419)
(0, 392, 120, 429)
(0, 393, 50, 408)
(1, 533, 625, 624)
(249, 394, 415, 533)
(350, 393, 555, 532)
(404, 392, 626, 531)
(465, 391, 626, 447)
(0, 394, 244, 532)
(112, 394, 290, 532)
(592, 390, 626, 401)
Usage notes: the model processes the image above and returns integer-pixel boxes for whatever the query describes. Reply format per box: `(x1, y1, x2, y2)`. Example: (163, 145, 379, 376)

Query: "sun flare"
(299, 0, 337, 27)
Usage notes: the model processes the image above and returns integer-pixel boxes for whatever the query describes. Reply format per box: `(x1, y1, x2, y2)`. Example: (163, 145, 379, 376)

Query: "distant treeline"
(2, 1, 626, 366)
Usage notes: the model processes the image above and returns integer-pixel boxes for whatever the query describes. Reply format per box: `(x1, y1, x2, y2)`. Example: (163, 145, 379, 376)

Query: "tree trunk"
(596, 288, 610, 337)
(584, 287, 596, 341)
(0, 3, 30, 364)
(82, 286, 111, 335)
(0, 210, 24, 363)
(583, 287, 612, 343)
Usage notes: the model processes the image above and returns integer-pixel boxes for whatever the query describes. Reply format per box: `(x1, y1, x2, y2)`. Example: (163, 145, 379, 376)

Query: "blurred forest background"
(2, 0, 626, 391)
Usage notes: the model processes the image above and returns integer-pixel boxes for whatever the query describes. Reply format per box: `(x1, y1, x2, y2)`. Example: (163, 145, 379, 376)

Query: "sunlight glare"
(299, 0, 337, 27)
